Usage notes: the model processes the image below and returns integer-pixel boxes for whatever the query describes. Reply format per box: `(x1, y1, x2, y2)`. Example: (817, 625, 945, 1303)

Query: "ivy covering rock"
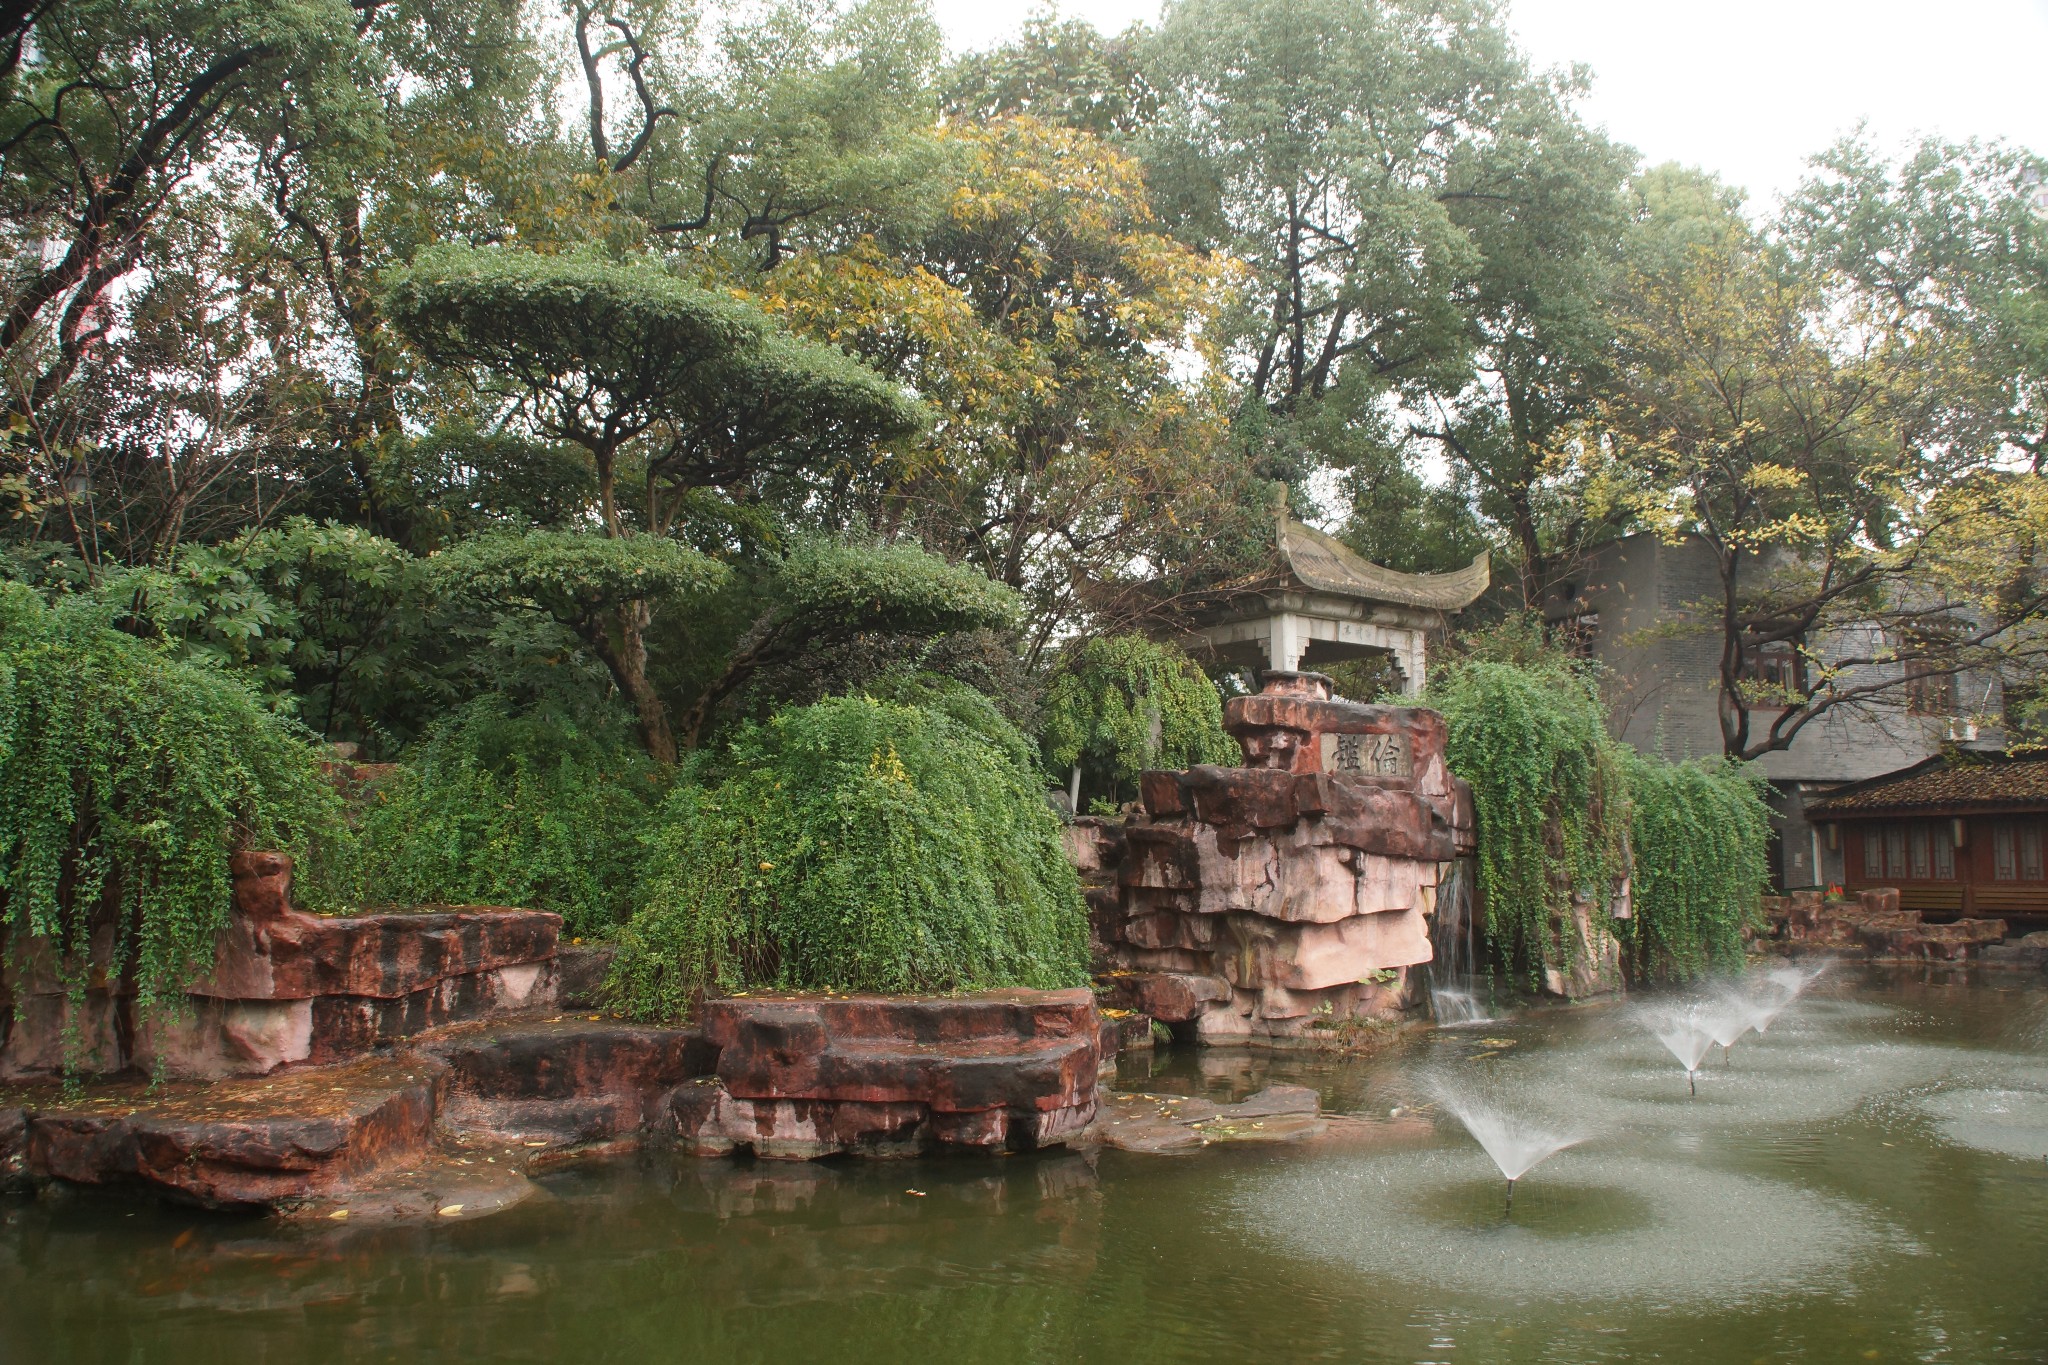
(0, 585, 348, 1013)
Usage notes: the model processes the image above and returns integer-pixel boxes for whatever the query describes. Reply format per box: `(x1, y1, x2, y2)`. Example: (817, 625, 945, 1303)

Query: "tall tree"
(0, 0, 372, 404)
(1406, 81, 1637, 605)
(1604, 167, 2048, 760)
(942, 13, 1156, 139)
(752, 115, 1253, 662)
(383, 245, 922, 760)
(1140, 0, 1525, 417)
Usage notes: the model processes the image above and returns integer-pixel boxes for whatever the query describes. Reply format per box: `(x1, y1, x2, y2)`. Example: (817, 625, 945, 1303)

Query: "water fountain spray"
(1745, 961, 1827, 1035)
(1431, 1081, 1581, 1215)
(1702, 995, 1755, 1067)
(1644, 1007, 1715, 1095)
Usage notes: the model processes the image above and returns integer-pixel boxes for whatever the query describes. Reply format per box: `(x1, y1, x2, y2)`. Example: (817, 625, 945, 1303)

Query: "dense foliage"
(1617, 752, 1773, 979)
(1427, 654, 1772, 985)
(1425, 658, 1624, 984)
(0, 586, 345, 1012)
(0, 0, 2039, 1002)
(675, 538, 1023, 746)
(1041, 635, 1236, 811)
(608, 694, 1088, 1019)
(355, 694, 668, 938)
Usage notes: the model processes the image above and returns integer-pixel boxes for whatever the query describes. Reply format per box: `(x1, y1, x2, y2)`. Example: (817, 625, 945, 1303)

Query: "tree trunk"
(586, 598, 676, 765)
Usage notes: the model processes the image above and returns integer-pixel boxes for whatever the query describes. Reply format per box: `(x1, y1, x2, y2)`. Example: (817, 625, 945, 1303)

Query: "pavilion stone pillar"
(1394, 630, 1426, 696)
(1266, 611, 1308, 673)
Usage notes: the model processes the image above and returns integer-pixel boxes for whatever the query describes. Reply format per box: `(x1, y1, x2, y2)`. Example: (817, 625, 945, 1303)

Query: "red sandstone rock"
(2, 852, 563, 1081)
(3, 1053, 446, 1209)
(1095, 675, 1477, 1045)
(425, 1018, 713, 1146)
(1061, 818, 1127, 874)
(1104, 971, 1230, 1023)
(670, 989, 1104, 1159)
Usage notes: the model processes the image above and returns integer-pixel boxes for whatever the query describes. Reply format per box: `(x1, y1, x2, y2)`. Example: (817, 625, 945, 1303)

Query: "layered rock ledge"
(1084, 672, 1477, 1045)
(0, 851, 1131, 1216)
(1763, 888, 2014, 964)
(0, 987, 1114, 1215)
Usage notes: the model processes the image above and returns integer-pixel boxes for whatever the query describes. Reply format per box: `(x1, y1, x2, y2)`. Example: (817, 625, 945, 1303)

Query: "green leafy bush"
(1040, 634, 1235, 806)
(0, 585, 347, 1013)
(356, 693, 668, 937)
(609, 694, 1088, 1019)
(1618, 751, 1771, 979)
(1427, 654, 1772, 985)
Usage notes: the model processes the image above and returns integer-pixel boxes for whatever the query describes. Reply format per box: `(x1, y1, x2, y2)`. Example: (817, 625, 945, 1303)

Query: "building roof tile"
(1808, 752, 2048, 816)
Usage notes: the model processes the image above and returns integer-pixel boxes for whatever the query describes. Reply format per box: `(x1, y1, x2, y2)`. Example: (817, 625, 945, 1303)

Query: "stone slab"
(0, 1053, 448, 1209)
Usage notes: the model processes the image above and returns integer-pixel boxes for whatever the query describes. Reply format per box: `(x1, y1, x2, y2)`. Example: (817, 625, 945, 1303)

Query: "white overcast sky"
(925, 0, 2048, 206)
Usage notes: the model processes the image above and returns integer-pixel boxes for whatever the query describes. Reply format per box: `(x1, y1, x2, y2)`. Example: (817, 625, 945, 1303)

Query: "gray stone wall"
(1558, 533, 1996, 889)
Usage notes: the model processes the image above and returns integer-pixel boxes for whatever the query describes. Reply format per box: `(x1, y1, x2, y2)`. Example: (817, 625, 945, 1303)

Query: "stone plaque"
(1320, 729, 1409, 778)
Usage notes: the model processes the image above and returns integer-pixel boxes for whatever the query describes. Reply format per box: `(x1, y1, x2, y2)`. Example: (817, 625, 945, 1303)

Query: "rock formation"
(1089, 672, 1475, 1045)
(1762, 887, 2011, 963)
(0, 856, 1115, 1211)
(0, 851, 561, 1081)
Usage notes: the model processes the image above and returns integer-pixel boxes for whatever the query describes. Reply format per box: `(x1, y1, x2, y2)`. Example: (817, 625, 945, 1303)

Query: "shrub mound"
(609, 693, 1088, 1019)
(356, 694, 668, 937)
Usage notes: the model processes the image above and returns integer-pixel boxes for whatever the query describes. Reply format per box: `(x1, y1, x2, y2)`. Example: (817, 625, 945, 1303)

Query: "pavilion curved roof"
(1277, 518, 1490, 612)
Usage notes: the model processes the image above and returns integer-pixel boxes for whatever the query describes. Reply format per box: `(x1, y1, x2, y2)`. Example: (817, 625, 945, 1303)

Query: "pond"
(3, 968, 2044, 1364)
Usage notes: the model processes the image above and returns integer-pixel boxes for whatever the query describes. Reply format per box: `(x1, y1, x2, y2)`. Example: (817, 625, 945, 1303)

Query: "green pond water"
(3, 968, 2045, 1364)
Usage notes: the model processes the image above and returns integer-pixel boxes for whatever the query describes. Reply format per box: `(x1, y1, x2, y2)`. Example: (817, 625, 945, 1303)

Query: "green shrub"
(0, 585, 347, 1014)
(609, 693, 1088, 1019)
(1618, 751, 1771, 979)
(356, 694, 667, 937)
(1041, 634, 1235, 806)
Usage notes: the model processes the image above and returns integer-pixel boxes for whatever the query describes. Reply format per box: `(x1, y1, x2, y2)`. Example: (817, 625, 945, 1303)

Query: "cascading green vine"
(1041, 634, 1236, 810)
(1426, 654, 1773, 986)
(1424, 659, 1625, 985)
(1616, 750, 1771, 979)
(355, 693, 670, 937)
(0, 584, 348, 1028)
(608, 692, 1089, 1020)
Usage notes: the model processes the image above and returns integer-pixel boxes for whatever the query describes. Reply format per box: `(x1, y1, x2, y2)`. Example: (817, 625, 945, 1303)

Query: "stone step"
(699, 988, 1098, 1049)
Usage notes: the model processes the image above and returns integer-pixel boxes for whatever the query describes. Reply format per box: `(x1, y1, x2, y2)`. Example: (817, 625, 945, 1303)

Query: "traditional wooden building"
(1807, 753, 2048, 926)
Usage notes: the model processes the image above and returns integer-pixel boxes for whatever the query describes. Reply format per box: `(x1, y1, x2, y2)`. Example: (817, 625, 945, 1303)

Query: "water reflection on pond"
(3, 968, 2045, 1364)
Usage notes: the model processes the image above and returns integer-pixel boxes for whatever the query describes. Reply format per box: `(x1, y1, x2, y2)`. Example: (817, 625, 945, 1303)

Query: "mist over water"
(1241, 966, 2048, 1313)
